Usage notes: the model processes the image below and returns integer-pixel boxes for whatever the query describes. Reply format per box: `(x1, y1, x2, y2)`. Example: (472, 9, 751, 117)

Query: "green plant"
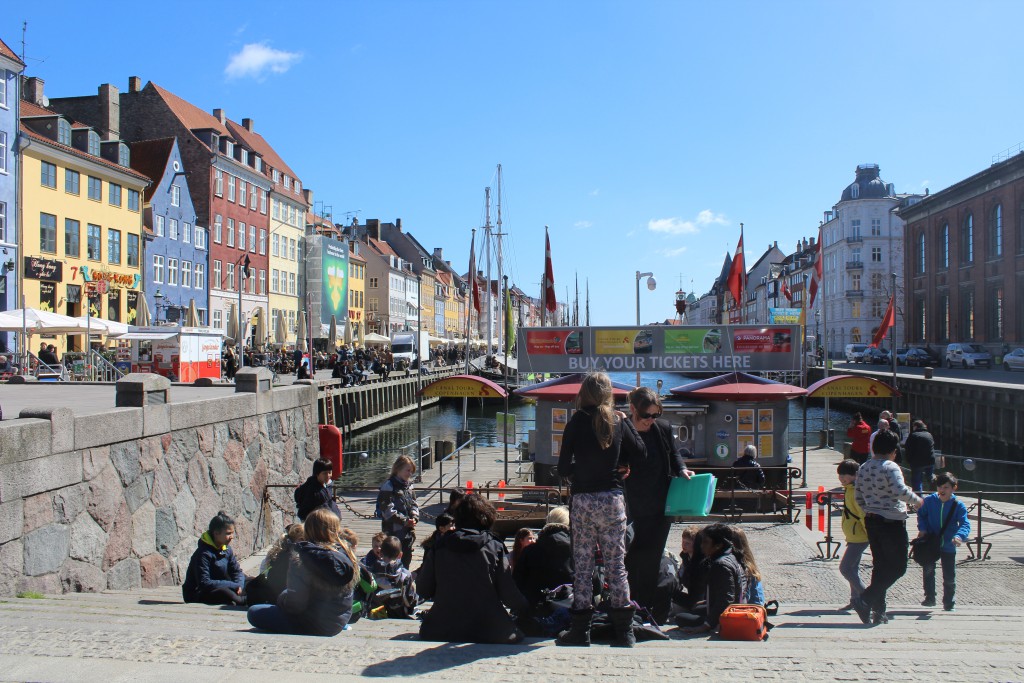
(16, 591, 44, 599)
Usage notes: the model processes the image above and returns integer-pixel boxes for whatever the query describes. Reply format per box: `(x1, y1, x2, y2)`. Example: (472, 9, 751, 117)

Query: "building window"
(227, 218, 235, 247)
(940, 223, 949, 268)
(259, 269, 266, 295)
(213, 308, 222, 330)
(57, 119, 72, 145)
(916, 231, 925, 275)
(171, 184, 180, 207)
(0, 132, 6, 173)
(249, 269, 256, 294)
(259, 229, 266, 255)
(153, 255, 164, 283)
(250, 185, 257, 210)
(238, 179, 246, 204)
(226, 263, 235, 290)
(938, 293, 949, 341)
(851, 300, 861, 318)
(118, 144, 130, 167)
(65, 218, 80, 257)
(272, 269, 279, 292)
(215, 170, 223, 196)
(228, 175, 235, 202)
(127, 233, 139, 267)
(0, 74, 5, 106)
(108, 229, 121, 264)
(213, 215, 222, 243)
(183, 222, 192, 244)
(369, 277, 378, 289)
(249, 225, 256, 252)
(127, 189, 140, 212)
(289, 272, 296, 295)
(65, 169, 80, 194)
(850, 273, 861, 291)
(213, 260, 222, 289)
(167, 258, 178, 286)
(195, 227, 206, 249)
(238, 222, 245, 250)
(195, 263, 204, 290)
(870, 247, 881, 262)
(181, 260, 191, 288)
(850, 219, 861, 238)
(169, 218, 178, 241)
(87, 224, 102, 260)
(870, 272, 883, 292)
(961, 213, 974, 263)
(959, 288, 975, 339)
(87, 131, 100, 157)
(850, 327, 861, 343)
(260, 189, 267, 214)
(988, 204, 1002, 258)
(40, 213, 57, 253)
(987, 284, 1003, 340)
(109, 183, 122, 207)
(154, 214, 165, 237)
(289, 238, 296, 260)
(88, 176, 102, 201)
(41, 161, 57, 188)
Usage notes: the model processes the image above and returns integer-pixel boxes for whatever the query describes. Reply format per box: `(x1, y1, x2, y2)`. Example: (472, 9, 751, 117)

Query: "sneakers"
(871, 608, 889, 625)
(921, 597, 937, 607)
(944, 604, 955, 612)
(852, 597, 872, 625)
(838, 603, 854, 612)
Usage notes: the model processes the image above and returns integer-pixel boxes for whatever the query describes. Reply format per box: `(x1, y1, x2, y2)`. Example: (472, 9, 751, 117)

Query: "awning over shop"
(419, 374, 507, 398)
(670, 372, 806, 402)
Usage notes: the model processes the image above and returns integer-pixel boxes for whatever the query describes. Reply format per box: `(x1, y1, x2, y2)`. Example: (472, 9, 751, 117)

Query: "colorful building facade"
(0, 38, 25, 353)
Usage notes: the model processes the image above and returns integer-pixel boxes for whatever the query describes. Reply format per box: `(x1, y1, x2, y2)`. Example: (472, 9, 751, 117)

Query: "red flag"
(808, 225, 823, 308)
(781, 278, 793, 302)
(544, 227, 556, 312)
(726, 229, 745, 306)
(468, 230, 480, 315)
(870, 295, 895, 348)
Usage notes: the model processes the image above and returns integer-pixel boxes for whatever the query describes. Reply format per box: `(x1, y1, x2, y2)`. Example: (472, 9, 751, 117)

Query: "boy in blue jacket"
(183, 511, 247, 605)
(916, 472, 970, 611)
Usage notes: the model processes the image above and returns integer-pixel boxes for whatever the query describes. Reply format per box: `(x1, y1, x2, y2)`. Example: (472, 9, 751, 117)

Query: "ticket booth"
(114, 326, 223, 382)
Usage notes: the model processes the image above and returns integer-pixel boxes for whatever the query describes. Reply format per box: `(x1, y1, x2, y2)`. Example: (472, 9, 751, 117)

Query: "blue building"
(130, 138, 207, 325)
(0, 39, 25, 352)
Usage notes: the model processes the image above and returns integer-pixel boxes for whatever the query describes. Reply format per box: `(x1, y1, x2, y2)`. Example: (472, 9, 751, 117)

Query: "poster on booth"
(179, 329, 223, 383)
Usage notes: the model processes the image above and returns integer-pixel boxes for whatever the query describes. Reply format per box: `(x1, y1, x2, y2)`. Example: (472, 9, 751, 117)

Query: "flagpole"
(462, 229, 475, 438)
(502, 275, 510, 484)
(890, 272, 897, 416)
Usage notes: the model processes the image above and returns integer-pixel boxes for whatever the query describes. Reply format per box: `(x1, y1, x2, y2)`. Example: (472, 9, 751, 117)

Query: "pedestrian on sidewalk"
(916, 472, 970, 611)
(853, 430, 923, 626)
(556, 372, 646, 647)
(846, 413, 872, 464)
(836, 459, 868, 610)
(905, 420, 936, 492)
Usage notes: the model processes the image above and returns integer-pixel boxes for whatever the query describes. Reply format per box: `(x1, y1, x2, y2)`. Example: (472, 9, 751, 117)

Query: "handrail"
(29, 352, 67, 380)
(422, 437, 477, 506)
(89, 349, 126, 382)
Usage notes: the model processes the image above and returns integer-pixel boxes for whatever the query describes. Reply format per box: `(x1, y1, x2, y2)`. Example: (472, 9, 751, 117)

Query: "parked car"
(899, 348, 932, 367)
(845, 344, 869, 363)
(1003, 347, 1024, 371)
(945, 343, 993, 369)
(864, 347, 891, 365)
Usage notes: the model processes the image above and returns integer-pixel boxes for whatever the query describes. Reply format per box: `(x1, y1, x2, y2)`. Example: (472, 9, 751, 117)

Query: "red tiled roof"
(368, 237, 398, 258)
(20, 125, 152, 184)
(436, 271, 453, 286)
(0, 38, 25, 66)
(149, 82, 231, 137)
(348, 248, 366, 263)
(129, 138, 177, 201)
(20, 100, 59, 118)
(224, 119, 300, 187)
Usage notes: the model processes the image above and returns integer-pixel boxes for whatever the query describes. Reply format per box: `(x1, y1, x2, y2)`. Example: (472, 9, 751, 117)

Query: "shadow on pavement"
(361, 641, 536, 677)
(137, 599, 182, 606)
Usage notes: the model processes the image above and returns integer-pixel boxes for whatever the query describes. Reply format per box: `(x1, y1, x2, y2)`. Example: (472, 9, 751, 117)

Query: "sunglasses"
(640, 412, 661, 420)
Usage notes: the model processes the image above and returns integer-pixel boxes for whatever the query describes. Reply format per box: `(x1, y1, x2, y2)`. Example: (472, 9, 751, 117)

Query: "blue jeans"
(839, 541, 868, 602)
(922, 551, 957, 608)
(911, 466, 934, 492)
(247, 604, 304, 634)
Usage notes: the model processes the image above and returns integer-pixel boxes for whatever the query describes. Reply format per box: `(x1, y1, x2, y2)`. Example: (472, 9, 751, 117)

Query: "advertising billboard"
(321, 238, 349, 326)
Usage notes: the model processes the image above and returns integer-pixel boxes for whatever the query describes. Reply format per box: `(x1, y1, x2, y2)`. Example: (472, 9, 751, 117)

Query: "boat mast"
(484, 187, 492, 354)
(495, 164, 505, 354)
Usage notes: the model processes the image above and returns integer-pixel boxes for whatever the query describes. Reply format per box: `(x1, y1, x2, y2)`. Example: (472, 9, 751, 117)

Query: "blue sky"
(5, 1, 1023, 324)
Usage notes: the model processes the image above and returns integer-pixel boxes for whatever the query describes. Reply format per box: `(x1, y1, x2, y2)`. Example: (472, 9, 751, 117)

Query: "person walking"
(623, 387, 693, 624)
(846, 412, 872, 464)
(905, 420, 936, 492)
(853, 430, 923, 626)
(556, 372, 646, 648)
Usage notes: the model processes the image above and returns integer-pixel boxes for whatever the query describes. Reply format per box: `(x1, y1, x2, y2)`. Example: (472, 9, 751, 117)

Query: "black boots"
(556, 608, 593, 647)
(609, 606, 636, 648)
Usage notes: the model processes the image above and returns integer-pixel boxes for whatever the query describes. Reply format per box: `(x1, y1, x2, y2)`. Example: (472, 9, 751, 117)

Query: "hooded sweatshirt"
(182, 532, 245, 602)
(277, 541, 357, 636)
(513, 523, 573, 605)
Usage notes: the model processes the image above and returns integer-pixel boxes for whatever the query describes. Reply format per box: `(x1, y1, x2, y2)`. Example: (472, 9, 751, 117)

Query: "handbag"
(910, 501, 956, 566)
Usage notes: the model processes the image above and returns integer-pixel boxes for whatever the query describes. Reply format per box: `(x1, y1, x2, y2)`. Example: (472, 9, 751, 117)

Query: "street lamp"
(635, 270, 656, 387)
(153, 288, 165, 323)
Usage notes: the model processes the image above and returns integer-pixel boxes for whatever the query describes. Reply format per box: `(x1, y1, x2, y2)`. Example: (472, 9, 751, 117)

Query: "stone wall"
(0, 379, 316, 595)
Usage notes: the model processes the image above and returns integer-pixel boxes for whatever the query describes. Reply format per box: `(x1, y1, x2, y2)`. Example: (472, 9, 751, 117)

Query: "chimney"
(242, 117, 255, 132)
(128, 76, 142, 93)
(98, 83, 120, 141)
(809, 236, 815, 247)
(303, 188, 313, 207)
(396, 218, 402, 231)
(212, 108, 226, 124)
(23, 76, 45, 106)
(433, 248, 444, 260)
(367, 218, 381, 241)
(446, 260, 452, 267)
(773, 240, 778, 249)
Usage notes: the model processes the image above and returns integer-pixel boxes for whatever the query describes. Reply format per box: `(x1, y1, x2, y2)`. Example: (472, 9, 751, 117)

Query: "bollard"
(497, 480, 506, 511)
(817, 486, 826, 532)
(805, 491, 813, 530)
(466, 480, 473, 493)
(815, 489, 842, 560)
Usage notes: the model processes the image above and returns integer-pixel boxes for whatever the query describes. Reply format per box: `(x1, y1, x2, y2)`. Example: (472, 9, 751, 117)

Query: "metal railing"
(89, 349, 126, 382)
(688, 465, 803, 524)
(29, 352, 67, 381)
(421, 437, 478, 507)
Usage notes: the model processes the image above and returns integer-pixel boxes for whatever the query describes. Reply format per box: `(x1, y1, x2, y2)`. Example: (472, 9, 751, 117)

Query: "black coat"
(625, 419, 687, 519)
(905, 430, 935, 468)
(294, 476, 342, 521)
(277, 542, 357, 636)
(417, 528, 529, 644)
(557, 409, 646, 493)
(705, 545, 747, 629)
(513, 523, 573, 605)
(181, 534, 245, 602)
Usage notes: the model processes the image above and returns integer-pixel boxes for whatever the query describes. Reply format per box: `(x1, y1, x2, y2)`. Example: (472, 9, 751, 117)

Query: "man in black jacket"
(295, 458, 342, 521)
(905, 420, 936, 492)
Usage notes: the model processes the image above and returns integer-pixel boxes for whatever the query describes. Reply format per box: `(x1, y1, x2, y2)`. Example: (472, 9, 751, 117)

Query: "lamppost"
(238, 255, 250, 369)
(153, 288, 166, 323)
(815, 308, 821, 366)
(635, 270, 656, 387)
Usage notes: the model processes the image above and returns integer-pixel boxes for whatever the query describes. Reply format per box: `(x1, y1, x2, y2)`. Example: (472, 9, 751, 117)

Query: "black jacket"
(378, 476, 419, 540)
(246, 538, 299, 606)
(417, 527, 529, 644)
(277, 542, 357, 636)
(705, 545, 747, 629)
(182, 533, 245, 602)
(904, 430, 935, 468)
(731, 454, 766, 489)
(557, 409, 646, 493)
(294, 476, 342, 521)
(513, 523, 573, 605)
(625, 419, 687, 518)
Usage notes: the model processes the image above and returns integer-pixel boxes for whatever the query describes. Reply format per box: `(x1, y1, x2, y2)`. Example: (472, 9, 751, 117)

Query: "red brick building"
(900, 152, 1024, 348)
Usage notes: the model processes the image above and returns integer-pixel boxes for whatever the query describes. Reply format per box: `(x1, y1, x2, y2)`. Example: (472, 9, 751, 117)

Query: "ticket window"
(662, 406, 708, 458)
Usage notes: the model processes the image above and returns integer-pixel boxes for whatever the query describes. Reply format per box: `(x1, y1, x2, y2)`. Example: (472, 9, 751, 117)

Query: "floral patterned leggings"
(569, 490, 630, 610)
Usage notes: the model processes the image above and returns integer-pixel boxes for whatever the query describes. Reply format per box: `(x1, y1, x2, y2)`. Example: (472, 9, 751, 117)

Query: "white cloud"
(659, 246, 688, 258)
(574, 220, 593, 229)
(648, 209, 728, 235)
(695, 209, 728, 226)
(225, 43, 302, 80)
(625, 229, 636, 237)
(589, 189, 600, 197)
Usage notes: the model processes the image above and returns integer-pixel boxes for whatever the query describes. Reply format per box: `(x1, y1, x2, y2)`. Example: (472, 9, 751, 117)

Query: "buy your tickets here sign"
(519, 325, 802, 373)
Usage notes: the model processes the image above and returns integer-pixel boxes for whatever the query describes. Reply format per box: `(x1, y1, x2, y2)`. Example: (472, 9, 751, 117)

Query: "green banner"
(321, 238, 349, 325)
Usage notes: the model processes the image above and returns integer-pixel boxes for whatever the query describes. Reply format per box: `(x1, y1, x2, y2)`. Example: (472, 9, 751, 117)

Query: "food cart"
(113, 326, 224, 382)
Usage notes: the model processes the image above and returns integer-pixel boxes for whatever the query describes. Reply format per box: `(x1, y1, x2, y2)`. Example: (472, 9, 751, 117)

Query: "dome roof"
(840, 164, 893, 202)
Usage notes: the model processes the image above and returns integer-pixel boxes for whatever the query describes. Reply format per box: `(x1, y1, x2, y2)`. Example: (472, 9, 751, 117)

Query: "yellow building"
(348, 243, 365, 343)
(19, 100, 148, 352)
(268, 191, 306, 344)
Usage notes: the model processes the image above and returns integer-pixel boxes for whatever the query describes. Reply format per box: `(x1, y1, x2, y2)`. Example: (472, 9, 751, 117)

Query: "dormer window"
(850, 184, 860, 199)
(87, 131, 101, 156)
(210, 133, 219, 151)
(294, 180, 301, 195)
(57, 119, 72, 146)
(118, 143, 130, 167)
(224, 140, 234, 157)
(283, 176, 291, 190)
(272, 169, 280, 184)
(253, 156, 262, 172)
(239, 148, 248, 165)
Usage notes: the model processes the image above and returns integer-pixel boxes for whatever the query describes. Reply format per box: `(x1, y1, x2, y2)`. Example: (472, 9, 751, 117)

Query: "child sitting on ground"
(373, 536, 414, 589)
(916, 472, 970, 611)
(362, 532, 390, 575)
(836, 459, 868, 611)
(673, 526, 705, 612)
(675, 523, 746, 634)
(182, 511, 247, 606)
(246, 523, 305, 606)
(511, 528, 536, 570)
(727, 527, 764, 605)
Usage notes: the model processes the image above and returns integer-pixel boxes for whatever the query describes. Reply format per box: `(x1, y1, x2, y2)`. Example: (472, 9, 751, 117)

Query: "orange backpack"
(718, 600, 778, 641)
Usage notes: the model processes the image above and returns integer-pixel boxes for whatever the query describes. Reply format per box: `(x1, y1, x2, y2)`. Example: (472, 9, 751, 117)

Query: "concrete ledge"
(75, 409, 144, 450)
(0, 419, 54, 465)
(271, 385, 305, 412)
(19, 408, 75, 455)
(115, 373, 171, 408)
(168, 393, 255, 431)
(142, 404, 171, 437)
(0, 450, 82, 503)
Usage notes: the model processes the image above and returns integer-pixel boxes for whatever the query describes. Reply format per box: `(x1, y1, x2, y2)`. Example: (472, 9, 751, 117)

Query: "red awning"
(670, 372, 806, 402)
(516, 383, 631, 403)
(418, 374, 507, 398)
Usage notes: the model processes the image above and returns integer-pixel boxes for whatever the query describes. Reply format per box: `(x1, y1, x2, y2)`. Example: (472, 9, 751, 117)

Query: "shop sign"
(24, 257, 63, 281)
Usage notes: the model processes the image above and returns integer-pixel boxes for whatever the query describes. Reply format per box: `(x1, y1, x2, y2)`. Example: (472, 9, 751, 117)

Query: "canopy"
(806, 374, 900, 399)
(364, 332, 390, 345)
(76, 316, 129, 336)
(515, 372, 633, 403)
(427, 335, 447, 346)
(419, 374, 507, 398)
(669, 372, 806, 402)
(0, 309, 89, 334)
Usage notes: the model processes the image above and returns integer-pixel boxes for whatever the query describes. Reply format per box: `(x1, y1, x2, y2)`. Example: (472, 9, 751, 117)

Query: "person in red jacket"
(846, 413, 872, 464)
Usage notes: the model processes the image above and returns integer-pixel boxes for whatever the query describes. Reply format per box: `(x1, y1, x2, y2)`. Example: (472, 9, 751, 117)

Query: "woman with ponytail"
(556, 372, 646, 647)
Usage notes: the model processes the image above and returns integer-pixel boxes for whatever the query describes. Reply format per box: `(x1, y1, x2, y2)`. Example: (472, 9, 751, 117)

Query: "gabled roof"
(149, 82, 231, 137)
(368, 237, 398, 259)
(20, 124, 151, 183)
(129, 138, 177, 202)
(224, 119, 299, 184)
(0, 38, 25, 67)
(20, 100, 60, 118)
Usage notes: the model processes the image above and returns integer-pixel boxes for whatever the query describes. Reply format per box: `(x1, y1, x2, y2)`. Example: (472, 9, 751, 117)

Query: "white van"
(945, 343, 992, 369)
(845, 344, 869, 363)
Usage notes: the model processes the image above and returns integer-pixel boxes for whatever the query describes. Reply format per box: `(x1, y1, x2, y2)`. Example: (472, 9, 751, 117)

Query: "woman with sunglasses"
(625, 386, 694, 624)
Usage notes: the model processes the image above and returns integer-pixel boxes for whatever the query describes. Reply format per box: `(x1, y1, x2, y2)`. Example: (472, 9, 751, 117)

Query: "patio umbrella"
(74, 316, 129, 336)
(253, 307, 266, 347)
(363, 332, 390, 345)
(296, 309, 308, 352)
(275, 311, 287, 346)
(0, 308, 90, 334)
(225, 303, 237, 341)
(358, 321, 365, 347)
(328, 315, 337, 348)
(344, 317, 353, 346)
(136, 295, 151, 327)
(184, 299, 200, 327)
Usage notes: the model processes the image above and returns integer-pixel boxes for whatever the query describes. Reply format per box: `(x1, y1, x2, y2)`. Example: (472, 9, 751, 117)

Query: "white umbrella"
(344, 318, 353, 346)
(185, 299, 200, 328)
(296, 310, 308, 352)
(74, 316, 129, 336)
(364, 332, 390, 345)
(225, 304, 238, 341)
(328, 315, 338, 348)
(0, 308, 89, 334)
(134, 295, 152, 327)
(274, 311, 288, 346)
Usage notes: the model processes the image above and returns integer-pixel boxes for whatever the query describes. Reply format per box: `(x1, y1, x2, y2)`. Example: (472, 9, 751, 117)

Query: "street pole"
(238, 260, 245, 369)
(417, 274, 424, 475)
(890, 272, 898, 416)
(635, 271, 654, 387)
(503, 275, 509, 484)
